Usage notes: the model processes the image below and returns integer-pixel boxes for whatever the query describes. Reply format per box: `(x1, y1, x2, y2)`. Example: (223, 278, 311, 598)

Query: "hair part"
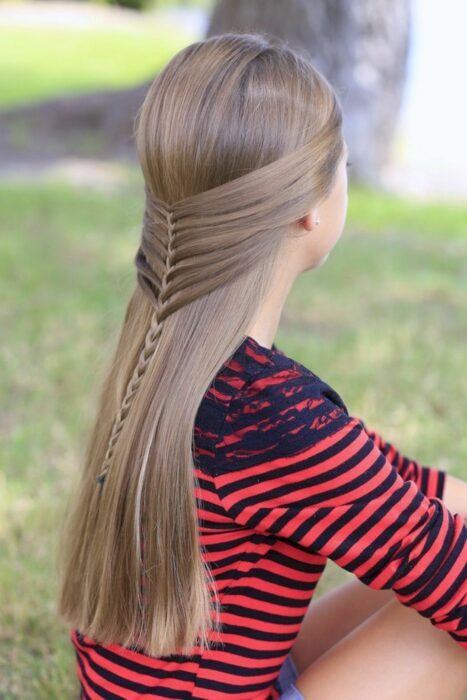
(56, 31, 344, 657)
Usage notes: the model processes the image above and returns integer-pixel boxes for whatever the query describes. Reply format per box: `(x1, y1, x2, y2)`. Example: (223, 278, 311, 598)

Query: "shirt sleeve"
(214, 368, 467, 650)
(352, 416, 446, 500)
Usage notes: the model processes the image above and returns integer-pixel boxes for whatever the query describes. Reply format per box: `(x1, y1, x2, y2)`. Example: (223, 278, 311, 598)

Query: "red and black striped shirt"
(72, 334, 466, 699)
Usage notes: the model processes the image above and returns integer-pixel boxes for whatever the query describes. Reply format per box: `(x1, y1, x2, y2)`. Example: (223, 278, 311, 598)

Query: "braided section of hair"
(95, 204, 177, 486)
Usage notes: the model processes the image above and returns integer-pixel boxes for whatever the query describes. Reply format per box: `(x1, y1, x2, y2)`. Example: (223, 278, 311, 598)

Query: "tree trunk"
(206, 0, 411, 186)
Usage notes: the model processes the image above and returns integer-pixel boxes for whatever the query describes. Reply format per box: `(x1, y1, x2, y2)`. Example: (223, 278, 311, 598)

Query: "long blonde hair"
(56, 31, 344, 657)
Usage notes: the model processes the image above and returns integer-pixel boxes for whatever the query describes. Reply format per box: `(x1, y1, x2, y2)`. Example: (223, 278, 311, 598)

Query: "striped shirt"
(72, 334, 466, 699)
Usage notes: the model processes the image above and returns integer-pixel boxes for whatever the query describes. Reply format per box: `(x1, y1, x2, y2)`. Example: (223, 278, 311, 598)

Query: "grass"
(0, 23, 196, 109)
(1, 171, 467, 696)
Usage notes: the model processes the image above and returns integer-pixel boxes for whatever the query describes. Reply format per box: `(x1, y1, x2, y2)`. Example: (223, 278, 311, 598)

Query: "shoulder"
(215, 353, 353, 466)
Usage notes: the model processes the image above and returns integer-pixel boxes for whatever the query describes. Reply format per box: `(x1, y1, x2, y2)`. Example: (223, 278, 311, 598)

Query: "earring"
(315, 218, 320, 226)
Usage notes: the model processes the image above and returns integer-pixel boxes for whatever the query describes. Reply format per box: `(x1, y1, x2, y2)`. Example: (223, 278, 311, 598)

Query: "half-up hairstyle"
(56, 31, 344, 657)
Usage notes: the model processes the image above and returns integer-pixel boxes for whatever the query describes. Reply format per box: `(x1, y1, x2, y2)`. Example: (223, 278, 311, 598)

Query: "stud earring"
(315, 218, 320, 226)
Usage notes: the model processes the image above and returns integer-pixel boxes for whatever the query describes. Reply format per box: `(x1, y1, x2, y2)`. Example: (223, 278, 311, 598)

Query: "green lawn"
(0, 23, 196, 109)
(1, 170, 467, 697)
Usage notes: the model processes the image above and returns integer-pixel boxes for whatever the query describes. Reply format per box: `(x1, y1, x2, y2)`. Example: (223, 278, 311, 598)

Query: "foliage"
(94, 0, 214, 11)
(102, 0, 153, 11)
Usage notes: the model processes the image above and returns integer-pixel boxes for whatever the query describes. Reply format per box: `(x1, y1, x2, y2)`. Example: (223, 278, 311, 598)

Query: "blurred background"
(1, 0, 466, 697)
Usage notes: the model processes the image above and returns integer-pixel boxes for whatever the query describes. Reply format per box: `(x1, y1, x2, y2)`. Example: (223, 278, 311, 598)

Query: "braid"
(95, 205, 177, 487)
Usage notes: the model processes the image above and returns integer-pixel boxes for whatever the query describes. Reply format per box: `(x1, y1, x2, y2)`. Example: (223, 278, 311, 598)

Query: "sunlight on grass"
(0, 24, 197, 108)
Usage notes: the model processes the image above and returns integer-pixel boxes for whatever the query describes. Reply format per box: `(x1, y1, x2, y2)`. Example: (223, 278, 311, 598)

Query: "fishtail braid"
(95, 204, 177, 487)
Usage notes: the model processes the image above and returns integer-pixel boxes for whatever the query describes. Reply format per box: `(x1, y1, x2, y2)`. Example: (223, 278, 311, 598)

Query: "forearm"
(442, 473, 467, 522)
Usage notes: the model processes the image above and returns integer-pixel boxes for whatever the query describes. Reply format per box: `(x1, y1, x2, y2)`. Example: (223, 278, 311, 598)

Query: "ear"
(299, 210, 319, 232)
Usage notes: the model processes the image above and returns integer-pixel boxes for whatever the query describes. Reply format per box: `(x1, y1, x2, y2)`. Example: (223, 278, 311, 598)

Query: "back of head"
(56, 31, 344, 657)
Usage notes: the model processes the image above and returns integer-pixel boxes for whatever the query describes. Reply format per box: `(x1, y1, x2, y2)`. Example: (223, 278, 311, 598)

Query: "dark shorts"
(276, 653, 305, 700)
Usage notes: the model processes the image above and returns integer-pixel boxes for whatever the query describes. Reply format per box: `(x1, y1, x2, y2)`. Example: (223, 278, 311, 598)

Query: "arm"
(354, 416, 467, 520)
(214, 371, 467, 650)
(352, 416, 445, 500)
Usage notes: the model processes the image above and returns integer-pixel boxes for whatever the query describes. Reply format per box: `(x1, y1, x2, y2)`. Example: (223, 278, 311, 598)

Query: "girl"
(56, 32, 467, 700)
